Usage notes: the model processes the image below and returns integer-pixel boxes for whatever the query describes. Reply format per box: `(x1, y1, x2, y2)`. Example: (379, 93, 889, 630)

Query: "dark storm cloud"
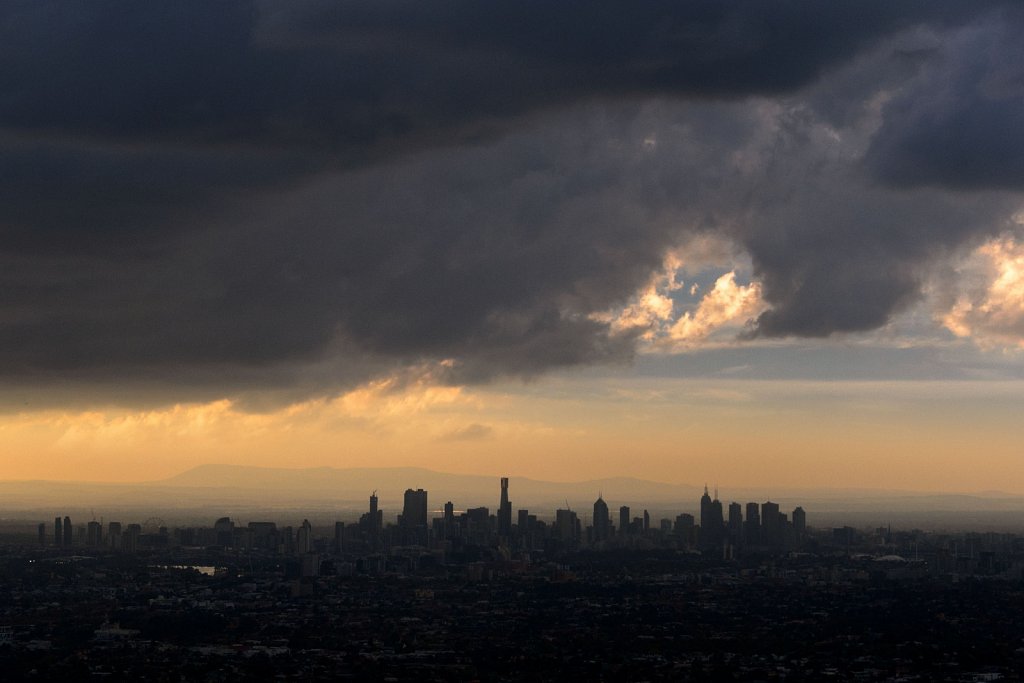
(865, 8, 1024, 190)
(0, 0, 1020, 404)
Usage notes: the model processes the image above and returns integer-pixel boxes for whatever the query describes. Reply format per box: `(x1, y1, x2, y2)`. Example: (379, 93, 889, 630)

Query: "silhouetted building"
(761, 501, 781, 549)
(593, 496, 610, 542)
(54, 517, 62, 547)
(86, 520, 102, 547)
(676, 513, 697, 547)
(744, 502, 761, 546)
(107, 522, 122, 551)
(402, 489, 428, 528)
(360, 491, 383, 550)
(63, 516, 72, 547)
(792, 506, 806, 538)
(498, 477, 512, 537)
(214, 517, 234, 547)
(334, 521, 345, 553)
(124, 524, 140, 553)
(700, 487, 725, 551)
(728, 502, 743, 545)
(619, 506, 630, 536)
(643, 509, 650, 533)
(297, 519, 313, 555)
(555, 508, 579, 547)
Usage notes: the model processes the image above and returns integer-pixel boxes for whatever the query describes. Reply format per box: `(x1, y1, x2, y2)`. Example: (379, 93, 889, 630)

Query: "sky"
(2, 1, 1024, 492)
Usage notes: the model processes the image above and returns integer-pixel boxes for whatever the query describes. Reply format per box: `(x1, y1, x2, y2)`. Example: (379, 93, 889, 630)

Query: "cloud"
(1, 1, 1024, 407)
(668, 273, 764, 346)
(438, 423, 494, 442)
(940, 237, 1024, 349)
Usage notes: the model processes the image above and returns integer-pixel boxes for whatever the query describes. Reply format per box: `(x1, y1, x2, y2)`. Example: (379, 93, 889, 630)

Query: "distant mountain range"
(2, 464, 1023, 531)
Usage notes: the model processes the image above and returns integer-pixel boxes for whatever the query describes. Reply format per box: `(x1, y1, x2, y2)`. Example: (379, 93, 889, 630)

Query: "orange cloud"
(941, 236, 1024, 349)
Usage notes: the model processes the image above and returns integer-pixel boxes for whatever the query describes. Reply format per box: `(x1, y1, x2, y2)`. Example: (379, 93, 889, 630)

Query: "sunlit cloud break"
(942, 236, 1024, 350)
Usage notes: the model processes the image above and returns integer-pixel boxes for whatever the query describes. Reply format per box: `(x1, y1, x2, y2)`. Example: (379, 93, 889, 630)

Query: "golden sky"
(3, 374, 1022, 494)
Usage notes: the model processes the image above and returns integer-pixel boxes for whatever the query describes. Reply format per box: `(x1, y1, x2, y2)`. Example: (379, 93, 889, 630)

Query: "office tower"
(297, 519, 313, 554)
(63, 516, 72, 547)
(700, 485, 713, 531)
(334, 521, 345, 553)
(761, 501, 781, 549)
(87, 520, 102, 547)
(700, 487, 724, 551)
(214, 517, 234, 547)
(55, 517, 62, 547)
(38, 523, 46, 546)
(674, 513, 696, 546)
(124, 524, 141, 553)
(792, 506, 806, 537)
(643, 510, 650, 533)
(745, 502, 761, 545)
(517, 508, 529, 530)
(442, 501, 456, 540)
(593, 496, 610, 542)
(728, 502, 743, 545)
(555, 508, 579, 545)
(402, 488, 429, 545)
(108, 522, 122, 551)
(619, 506, 630, 536)
(402, 489, 428, 528)
(498, 477, 512, 537)
(368, 491, 382, 549)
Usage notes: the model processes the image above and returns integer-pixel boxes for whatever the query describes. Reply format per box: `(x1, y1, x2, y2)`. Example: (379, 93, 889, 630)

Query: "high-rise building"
(63, 516, 72, 547)
(700, 486, 724, 551)
(108, 522, 122, 551)
(124, 524, 141, 553)
(700, 485, 713, 531)
(728, 502, 743, 545)
(367, 491, 382, 549)
(402, 489, 428, 528)
(401, 488, 429, 545)
(54, 517, 62, 547)
(761, 501, 781, 549)
(593, 496, 610, 542)
(745, 502, 761, 546)
(214, 517, 234, 547)
(334, 521, 345, 553)
(297, 519, 313, 554)
(619, 506, 630, 536)
(498, 477, 512, 537)
(86, 520, 102, 547)
(792, 506, 806, 538)
(643, 510, 650, 533)
(555, 508, 579, 546)
(675, 513, 696, 546)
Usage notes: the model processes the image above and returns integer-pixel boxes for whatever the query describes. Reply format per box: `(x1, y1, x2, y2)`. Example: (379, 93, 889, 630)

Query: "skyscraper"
(498, 477, 512, 537)
(63, 516, 72, 547)
(402, 488, 429, 545)
(297, 519, 313, 554)
(700, 486, 724, 551)
(728, 502, 743, 545)
(402, 489, 428, 528)
(619, 505, 630, 536)
(593, 496, 610, 542)
(745, 502, 761, 546)
(761, 501, 781, 549)
(792, 506, 806, 538)
(54, 517, 62, 547)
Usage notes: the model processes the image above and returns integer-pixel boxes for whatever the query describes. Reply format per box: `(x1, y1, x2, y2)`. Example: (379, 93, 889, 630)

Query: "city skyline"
(3, 3, 1024, 495)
